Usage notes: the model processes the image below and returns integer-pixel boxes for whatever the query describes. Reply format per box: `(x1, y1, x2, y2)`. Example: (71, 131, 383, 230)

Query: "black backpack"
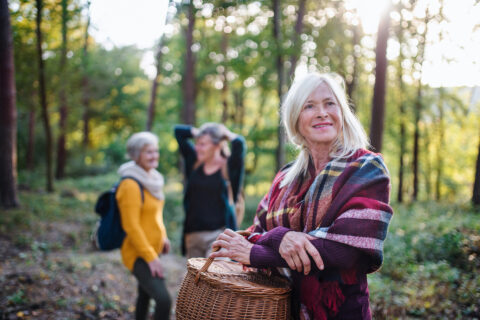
(93, 176, 144, 251)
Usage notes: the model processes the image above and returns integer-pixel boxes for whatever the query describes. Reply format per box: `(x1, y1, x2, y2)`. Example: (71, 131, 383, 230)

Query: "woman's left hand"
(162, 238, 171, 254)
(209, 229, 253, 265)
(279, 231, 324, 275)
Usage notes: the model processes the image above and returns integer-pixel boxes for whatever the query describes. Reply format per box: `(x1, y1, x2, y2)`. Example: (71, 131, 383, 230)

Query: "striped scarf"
(248, 149, 393, 319)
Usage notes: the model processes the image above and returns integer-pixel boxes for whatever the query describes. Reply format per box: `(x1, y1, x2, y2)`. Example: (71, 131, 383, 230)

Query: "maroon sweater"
(250, 226, 371, 320)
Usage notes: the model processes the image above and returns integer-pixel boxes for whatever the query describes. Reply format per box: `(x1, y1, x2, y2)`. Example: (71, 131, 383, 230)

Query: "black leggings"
(132, 258, 171, 320)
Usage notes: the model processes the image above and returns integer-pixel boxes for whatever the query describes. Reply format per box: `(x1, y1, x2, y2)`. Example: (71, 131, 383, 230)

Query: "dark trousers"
(132, 258, 172, 320)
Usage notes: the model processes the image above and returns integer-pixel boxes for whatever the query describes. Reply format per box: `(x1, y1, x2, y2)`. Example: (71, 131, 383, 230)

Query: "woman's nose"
(315, 106, 328, 118)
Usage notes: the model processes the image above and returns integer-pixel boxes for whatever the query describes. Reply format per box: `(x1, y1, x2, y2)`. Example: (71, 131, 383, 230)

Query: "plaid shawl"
(248, 149, 393, 319)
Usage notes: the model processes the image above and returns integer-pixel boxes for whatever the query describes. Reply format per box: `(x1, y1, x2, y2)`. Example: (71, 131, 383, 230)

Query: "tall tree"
(36, 0, 54, 191)
(82, 0, 90, 147)
(146, 0, 173, 131)
(412, 10, 430, 201)
(473, 130, 480, 206)
(147, 42, 165, 131)
(55, 0, 68, 178)
(396, 9, 406, 203)
(220, 29, 229, 123)
(369, 1, 391, 152)
(0, 0, 19, 208)
(287, 0, 307, 82)
(346, 23, 361, 106)
(273, 0, 286, 171)
(182, 0, 196, 125)
(27, 106, 35, 170)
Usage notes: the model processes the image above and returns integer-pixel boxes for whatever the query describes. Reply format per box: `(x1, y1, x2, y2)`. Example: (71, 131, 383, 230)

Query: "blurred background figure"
(175, 123, 246, 258)
(117, 132, 171, 320)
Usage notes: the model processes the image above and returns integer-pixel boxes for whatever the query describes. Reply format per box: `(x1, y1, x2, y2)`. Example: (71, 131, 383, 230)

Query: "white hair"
(280, 72, 369, 188)
(126, 131, 159, 161)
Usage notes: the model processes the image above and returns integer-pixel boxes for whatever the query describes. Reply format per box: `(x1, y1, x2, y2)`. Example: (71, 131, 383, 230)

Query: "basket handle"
(194, 230, 251, 284)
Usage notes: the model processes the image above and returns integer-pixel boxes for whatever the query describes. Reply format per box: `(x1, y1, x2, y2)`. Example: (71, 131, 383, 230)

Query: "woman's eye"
(304, 104, 313, 109)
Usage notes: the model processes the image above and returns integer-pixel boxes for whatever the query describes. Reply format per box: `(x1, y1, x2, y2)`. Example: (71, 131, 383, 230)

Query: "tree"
(287, 0, 307, 82)
(36, 0, 54, 191)
(273, 0, 286, 171)
(0, 0, 19, 208)
(369, 1, 391, 152)
(412, 9, 431, 201)
(147, 0, 174, 131)
(182, 0, 196, 125)
(82, 0, 90, 147)
(395, 6, 407, 203)
(473, 131, 480, 206)
(55, 0, 69, 179)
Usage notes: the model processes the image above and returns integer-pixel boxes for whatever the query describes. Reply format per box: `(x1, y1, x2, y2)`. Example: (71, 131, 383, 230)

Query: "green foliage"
(369, 201, 480, 318)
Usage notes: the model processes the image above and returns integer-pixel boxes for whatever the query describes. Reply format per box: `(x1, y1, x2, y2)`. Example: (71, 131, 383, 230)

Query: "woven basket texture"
(175, 258, 292, 320)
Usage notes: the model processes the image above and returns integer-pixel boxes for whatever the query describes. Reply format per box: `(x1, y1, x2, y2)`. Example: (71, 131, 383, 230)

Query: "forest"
(1, 0, 479, 318)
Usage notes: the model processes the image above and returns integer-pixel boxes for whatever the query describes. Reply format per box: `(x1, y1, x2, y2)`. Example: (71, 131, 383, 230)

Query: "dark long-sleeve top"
(174, 124, 246, 235)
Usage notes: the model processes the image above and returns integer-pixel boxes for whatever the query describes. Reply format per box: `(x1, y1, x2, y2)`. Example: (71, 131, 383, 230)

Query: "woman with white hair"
(116, 131, 171, 320)
(175, 123, 246, 258)
(210, 73, 393, 319)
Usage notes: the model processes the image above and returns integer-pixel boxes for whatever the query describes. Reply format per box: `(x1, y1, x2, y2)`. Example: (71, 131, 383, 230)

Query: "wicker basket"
(175, 257, 292, 319)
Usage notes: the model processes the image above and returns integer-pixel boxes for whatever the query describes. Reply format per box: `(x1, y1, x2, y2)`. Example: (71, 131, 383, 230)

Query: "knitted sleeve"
(116, 179, 158, 263)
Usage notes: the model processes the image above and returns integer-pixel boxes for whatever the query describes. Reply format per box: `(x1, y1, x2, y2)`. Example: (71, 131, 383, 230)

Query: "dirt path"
(0, 221, 187, 319)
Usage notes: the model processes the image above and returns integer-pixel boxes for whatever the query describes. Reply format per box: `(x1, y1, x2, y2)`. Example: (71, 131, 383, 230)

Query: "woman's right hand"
(279, 231, 324, 275)
(148, 258, 164, 278)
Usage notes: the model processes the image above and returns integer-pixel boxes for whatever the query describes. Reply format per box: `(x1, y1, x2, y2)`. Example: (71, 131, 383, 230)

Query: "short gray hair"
(126, 132, 159, 161)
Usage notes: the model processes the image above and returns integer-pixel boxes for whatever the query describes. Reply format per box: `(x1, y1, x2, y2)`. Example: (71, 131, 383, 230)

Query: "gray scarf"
(117, 161, 165, 200)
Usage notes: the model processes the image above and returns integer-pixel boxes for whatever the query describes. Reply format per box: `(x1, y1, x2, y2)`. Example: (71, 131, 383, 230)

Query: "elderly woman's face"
(137, 144, 159, 171)
(298, 82, 342, 151)
(195, 134, 218, 163)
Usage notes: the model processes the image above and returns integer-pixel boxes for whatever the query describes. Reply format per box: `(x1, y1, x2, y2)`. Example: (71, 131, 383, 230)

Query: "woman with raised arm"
(175, 123, 246, 258)
(210, 73, 393, 319)
(116, 132, 171, 320)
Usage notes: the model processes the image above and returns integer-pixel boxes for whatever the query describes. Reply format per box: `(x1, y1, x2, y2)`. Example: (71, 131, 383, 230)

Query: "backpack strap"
(119, 176, 145, 203)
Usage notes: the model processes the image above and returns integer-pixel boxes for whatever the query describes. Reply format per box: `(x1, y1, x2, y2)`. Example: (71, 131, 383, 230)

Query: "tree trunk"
(146, 47, 164, 131)
(347, 24, 360, 109)
(82, 0, 90, 148)
(182, 0, 196, 125)
(435, 90, 445, 201)
(0, 0, 19, 208)
(412, 86, 421, 201)
(233, 88, 245, 129)
(423, 124, 432, 200)
(273, 0, 286, 171)
(56, 0, 68, 179)
(412, 11, 430, 201)
(27, 109, 35, 170)
(473, 131, 480, 205)
(220, 30, 229, 123)
(396, 18, 405, 203)
(398, 103, 406, 203)
(36, 0, 54, 192)
(287, 0, 306, 82)
(369, 2, 391, 152)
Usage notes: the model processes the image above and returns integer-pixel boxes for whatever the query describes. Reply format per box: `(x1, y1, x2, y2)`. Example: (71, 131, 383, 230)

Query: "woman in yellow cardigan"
(116, 132, 171, 320)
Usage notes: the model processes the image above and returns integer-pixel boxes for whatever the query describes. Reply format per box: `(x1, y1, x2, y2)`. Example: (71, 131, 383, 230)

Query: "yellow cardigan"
(116, 179, 167, 271)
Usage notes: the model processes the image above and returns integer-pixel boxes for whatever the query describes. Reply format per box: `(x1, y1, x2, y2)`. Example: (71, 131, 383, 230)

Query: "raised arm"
(174, 124, 197, 178)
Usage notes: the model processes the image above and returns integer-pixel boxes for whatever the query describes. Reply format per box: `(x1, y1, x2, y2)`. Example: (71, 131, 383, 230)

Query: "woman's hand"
(191, 127, 199, 137)
(162, 238, 171, 254)
(209, 229, 253, 265)
(148, 258, 164, 278)
(279, 231, 324, 275)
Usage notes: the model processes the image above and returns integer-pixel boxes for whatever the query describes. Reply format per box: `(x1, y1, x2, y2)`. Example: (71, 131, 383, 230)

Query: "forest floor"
(1, 172, 480, 319)
(0, 215, 187, 320)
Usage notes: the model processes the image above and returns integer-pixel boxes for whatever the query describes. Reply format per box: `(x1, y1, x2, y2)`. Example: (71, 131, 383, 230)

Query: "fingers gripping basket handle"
(194, 230, 251, 284)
